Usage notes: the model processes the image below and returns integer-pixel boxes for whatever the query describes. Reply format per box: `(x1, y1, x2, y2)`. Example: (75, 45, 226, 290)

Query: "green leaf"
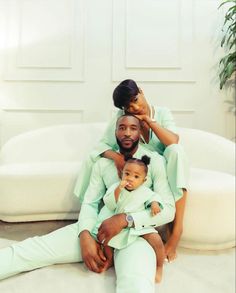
(219, 0, 236, 89)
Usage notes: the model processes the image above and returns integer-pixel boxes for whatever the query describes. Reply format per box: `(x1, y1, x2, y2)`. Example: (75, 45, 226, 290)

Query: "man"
(0, 115, 175, 293)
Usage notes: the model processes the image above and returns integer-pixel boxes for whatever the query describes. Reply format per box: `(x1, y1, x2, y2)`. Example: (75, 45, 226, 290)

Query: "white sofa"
(0, 123, 235, 250)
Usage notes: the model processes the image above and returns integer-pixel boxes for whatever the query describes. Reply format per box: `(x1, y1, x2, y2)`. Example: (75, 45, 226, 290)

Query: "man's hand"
(97, 214, 127, 246)
(80, 230, 107, 273)
(101, 246, 114, 272)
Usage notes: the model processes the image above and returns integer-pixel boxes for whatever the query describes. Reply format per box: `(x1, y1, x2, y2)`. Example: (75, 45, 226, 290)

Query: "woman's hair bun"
(141, 155, 150, 166)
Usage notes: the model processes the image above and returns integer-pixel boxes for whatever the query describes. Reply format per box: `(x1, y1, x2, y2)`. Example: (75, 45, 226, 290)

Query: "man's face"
(115, 115, 140, 152)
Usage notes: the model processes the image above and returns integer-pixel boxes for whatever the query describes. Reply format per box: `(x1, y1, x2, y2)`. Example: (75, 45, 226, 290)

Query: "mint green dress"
(74, 106, 189, 202)
(93, 183, 160, 249)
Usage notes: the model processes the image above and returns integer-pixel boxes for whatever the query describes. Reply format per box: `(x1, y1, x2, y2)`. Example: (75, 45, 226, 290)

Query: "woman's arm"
(136, 114, 179, 146)
(146, 117, 179, 145)
(102, 150, 125, 178)
(135, 107, 179, 146)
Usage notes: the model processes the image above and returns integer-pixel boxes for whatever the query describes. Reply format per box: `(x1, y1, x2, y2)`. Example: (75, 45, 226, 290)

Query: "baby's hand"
(119, 179, 128, 189)
(151, 202, 161, 216)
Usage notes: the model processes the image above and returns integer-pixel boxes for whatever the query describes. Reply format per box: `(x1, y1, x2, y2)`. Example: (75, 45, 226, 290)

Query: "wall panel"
(112, 0, 195, 82)
(4, 0, 85, 81)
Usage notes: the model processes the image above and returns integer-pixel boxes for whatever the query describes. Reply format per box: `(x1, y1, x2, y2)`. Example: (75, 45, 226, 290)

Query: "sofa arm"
(0, 123, 107, 164)
(179, 128, 235, 175)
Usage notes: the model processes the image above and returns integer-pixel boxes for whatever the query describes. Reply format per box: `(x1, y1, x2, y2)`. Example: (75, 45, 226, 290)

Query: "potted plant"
(219, 0, 236, 90)
(219, 0, 236, 120)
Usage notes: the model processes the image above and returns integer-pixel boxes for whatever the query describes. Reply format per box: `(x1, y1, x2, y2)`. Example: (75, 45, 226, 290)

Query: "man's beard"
(116, 137, 139, 155)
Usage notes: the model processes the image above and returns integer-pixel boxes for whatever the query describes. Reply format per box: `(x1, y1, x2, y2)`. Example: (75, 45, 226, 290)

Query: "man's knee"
(114, 238, 155, 293)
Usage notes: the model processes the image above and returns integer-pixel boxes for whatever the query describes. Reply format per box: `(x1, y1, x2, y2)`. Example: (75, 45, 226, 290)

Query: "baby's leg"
(142, 233, 165, 283)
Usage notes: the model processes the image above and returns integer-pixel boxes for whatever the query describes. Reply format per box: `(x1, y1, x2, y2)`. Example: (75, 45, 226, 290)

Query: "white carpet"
(0, 238, 235, 293)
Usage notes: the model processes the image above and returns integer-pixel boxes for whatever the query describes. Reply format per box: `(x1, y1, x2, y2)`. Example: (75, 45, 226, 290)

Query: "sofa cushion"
(0, 162, 81, 222)
(180, 168, 235, 250)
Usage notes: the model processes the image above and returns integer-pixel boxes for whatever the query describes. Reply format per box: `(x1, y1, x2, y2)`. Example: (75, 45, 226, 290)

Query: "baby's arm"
(145, 189, 163, 216)
(114, 179, 128, 202)
(151, 201, 161, 216)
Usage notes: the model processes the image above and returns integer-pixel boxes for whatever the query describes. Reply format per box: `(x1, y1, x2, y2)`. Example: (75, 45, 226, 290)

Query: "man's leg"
(0, 222, 82, 280)
(114, 237, 156, 293)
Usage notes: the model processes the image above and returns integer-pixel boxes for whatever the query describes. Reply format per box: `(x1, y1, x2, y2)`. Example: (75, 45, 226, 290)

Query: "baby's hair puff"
(124, 155, 151, 174)
(140, 155, 150, 166)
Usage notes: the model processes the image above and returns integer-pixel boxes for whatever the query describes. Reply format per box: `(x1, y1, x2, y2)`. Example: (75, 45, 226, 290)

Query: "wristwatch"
(125, 214, 134, 228)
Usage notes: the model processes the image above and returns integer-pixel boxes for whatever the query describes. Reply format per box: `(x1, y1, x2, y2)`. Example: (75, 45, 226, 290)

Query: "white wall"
(0, 0, 235, 147)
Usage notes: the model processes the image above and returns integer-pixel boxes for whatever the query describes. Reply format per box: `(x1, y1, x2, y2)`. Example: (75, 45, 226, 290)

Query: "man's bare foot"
(164, 235, 179, 262)
(155, 266, 163, 283)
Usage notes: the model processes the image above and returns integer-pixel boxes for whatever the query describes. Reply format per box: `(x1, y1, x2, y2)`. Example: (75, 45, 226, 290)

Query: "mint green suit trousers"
(0, 222, 156, 293)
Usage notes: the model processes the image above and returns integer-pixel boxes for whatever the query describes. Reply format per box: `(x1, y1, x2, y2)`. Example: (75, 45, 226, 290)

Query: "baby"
(98, 155, 165, 283)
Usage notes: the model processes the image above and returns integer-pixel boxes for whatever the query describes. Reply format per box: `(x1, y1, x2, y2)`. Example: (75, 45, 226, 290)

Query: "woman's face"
(124, 90, 149, 115)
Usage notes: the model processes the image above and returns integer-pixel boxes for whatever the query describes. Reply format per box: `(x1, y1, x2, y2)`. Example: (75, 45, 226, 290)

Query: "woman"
(74, 79, 189, 262)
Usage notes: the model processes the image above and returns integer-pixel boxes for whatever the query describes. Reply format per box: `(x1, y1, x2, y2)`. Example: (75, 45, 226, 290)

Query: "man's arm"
(78, 160, 114, 273)
(78, 160, 106, 235)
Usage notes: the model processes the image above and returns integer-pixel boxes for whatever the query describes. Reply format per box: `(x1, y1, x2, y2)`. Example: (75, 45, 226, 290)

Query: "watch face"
(127, 215, 133, 222)
(126, 214, 134, 227)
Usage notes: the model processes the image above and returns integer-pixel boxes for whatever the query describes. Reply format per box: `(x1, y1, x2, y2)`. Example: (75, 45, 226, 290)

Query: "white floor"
(0, 221, 235, 293)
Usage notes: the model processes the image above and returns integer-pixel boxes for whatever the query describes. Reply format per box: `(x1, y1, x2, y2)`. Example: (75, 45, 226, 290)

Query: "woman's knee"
(164, 143, 185, 159)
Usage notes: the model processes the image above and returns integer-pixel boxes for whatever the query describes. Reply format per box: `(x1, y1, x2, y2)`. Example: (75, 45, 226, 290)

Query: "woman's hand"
(102, 151, 125, 178)
(97, 214, 127, 246)
(80, 230, 107, 273)
(133, 114, 149, 123)
(133, 114, 152, 130)
(113, 153, 126, 178)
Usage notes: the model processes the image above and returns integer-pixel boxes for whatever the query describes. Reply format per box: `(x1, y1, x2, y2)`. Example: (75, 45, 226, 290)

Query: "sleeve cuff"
(145, 192, 164, 210)
(78, 218, 97, 235)
(131, 210, 153, 230)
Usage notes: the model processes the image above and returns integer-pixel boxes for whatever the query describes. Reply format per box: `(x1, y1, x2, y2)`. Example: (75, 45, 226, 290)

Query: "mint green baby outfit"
(94, 184, 160, 249)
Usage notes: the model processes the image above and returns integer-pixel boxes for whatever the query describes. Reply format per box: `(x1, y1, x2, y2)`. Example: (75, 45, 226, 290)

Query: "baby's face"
(122, 162, 146, 191)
